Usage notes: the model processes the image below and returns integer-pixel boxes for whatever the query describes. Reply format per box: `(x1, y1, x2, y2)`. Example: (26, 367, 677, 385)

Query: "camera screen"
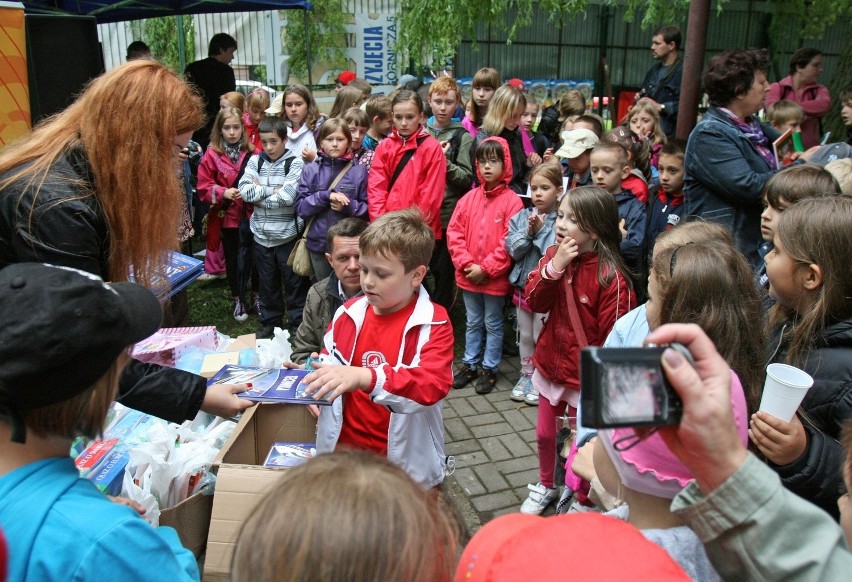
(600, 363, 664, 424)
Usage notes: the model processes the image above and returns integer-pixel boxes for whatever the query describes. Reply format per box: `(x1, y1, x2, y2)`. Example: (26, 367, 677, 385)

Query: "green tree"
(396, 0, 850, 69)
(140, 16, 195, 73)
(284, 0, 349, 82)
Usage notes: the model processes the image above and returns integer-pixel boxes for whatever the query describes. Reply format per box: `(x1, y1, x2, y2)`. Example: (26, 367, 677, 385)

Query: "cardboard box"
(160, 491, 214, 558)
(203, 403, 317, 581)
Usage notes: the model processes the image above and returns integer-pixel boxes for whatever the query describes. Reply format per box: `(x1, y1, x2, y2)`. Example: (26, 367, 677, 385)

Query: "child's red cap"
(336, 71, 356, 85)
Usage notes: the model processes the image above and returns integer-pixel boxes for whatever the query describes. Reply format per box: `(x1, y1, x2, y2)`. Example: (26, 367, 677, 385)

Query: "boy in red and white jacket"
(300, 209, 453, 489)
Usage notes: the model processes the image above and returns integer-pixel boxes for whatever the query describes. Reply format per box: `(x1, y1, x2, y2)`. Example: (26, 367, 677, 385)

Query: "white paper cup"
(758, 363, 814, 422)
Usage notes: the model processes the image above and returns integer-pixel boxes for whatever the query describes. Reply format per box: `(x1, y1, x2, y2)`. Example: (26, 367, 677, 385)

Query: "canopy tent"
(20, 0, 311, 23)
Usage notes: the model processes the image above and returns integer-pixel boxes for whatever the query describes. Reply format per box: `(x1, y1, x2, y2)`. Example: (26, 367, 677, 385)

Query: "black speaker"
(25, 14, 104, 124)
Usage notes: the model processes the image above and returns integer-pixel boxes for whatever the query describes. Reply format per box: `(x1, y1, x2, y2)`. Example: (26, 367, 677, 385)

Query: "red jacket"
(447, 136, 524, 296)
(197, 148, 252, 228)
(526, 247, 635, 389)
(368, 125, 447, 238)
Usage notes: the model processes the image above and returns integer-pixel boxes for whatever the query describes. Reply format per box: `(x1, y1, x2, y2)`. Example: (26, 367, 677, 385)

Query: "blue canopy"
(21, 0, 311, 23)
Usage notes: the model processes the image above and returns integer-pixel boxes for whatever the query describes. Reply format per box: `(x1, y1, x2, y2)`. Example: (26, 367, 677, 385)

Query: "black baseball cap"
(0, 263, 162, 441)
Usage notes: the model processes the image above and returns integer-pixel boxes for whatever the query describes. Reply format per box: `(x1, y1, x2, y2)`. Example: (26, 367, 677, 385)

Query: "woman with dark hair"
(684, 49, 815, 267)
(766, 48, 830, 149)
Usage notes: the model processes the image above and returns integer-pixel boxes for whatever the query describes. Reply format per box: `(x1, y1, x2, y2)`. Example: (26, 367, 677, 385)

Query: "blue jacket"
(615, 189, 647, 270)
(684, 107, 779, 266)
(294, 153, 368, 253)
(0, 457, 198, 581)
(505, 206, 557, 290)
(646, 189, 685, 254)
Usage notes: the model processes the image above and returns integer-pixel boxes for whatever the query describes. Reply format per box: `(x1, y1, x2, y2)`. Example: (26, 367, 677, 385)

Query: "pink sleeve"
(799, 85, 832, 118)
(446, 195, 474, 270)
(196, 152, 218, 206)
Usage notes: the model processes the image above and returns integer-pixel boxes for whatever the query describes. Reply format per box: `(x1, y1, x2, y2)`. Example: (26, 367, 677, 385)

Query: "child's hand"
(302, 147, 317, 162)
(528, 212, 544, 236)
(542, 148, 554, 162)
(464, 264, 488, 284)
(749, 411, 808, 466)
(551, 236, 579, 272)
(619, 218, 627, 241)
(329, 192, 350, 212)
(570, 437, 597, 482)
(302, 363, 372, 403)
(526, 152, 542, 167)
(223, 187, 240, 201)
(440, 140, 451, 157)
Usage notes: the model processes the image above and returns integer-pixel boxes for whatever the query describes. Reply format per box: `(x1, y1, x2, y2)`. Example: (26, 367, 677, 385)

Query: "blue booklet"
(263, 442, 316, 468)
(130, 251, 204, 300)
(207, 365, 331, 405)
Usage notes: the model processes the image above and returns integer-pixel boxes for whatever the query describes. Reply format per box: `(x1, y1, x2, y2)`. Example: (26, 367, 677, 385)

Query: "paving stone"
(471, 422, 514, 438)
(479, 436, 513, 462)
(505, 470, 535, 488)
(444, 417, 472, 442)
(445, 439, 481, 456)
(500, 409, 535, 431)
(443, 405, 458, 419)
(497, 434, 534, 457)
(518, 428, 537, 444)
(454, 450, 490, 467)
(472, 491, 521, 513)
(472, 463, 510, 492)
(492, 506, 522, 519)
(490, 397, 524, 411)
(465, 411, 503, 427)
(468, 396, 497, 414)
(495, 456, 540, 474)
(449, 398, 477, 418)
(453, 467, 486, 496)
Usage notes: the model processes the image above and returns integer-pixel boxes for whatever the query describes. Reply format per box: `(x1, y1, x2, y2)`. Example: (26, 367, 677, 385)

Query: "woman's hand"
(749, 411, 808, 466)
(200, 383, 256, 418)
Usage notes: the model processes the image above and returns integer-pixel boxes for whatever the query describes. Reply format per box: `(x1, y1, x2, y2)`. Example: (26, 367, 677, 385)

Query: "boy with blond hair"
(362, 95, 393, 151)
(765, 100, 805, 135)
(302, 208, 454, 488)
(425, 76, 475, 309)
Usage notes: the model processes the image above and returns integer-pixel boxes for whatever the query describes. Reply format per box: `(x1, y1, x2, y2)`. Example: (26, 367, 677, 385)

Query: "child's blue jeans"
(461, 290, 505, 370)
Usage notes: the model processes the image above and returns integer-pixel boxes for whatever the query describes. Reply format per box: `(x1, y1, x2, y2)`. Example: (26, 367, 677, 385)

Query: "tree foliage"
(136, 16, 195, 73)
(284, 0, 349, 82)
(395, 0, 849, 69)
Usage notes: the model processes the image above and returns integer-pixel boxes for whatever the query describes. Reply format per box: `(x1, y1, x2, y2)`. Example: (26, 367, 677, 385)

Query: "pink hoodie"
(446, 136, 524, 296)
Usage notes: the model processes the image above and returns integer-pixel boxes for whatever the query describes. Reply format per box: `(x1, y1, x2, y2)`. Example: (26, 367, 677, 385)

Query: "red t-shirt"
(337, 296, 418, 454)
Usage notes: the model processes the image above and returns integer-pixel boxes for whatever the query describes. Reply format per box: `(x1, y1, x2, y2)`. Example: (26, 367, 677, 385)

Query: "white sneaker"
(520, 482, 559, 515)
(510, 375, 532, 402)
(524, 385, 539, 406)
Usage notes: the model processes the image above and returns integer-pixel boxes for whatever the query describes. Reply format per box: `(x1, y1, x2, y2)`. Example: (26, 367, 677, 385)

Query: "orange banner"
(0, 2, 30, 146)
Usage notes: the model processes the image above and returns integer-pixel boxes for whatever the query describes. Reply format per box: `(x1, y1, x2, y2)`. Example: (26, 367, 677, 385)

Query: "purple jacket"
(294, 152, 368, 253)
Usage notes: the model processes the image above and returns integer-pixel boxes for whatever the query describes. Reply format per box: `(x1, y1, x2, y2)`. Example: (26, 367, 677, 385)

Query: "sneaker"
(510, 375, 533, 402)
(452, 364, 478, 389)
(197, 272, 225, 282)
(251, 295, 262, 317)
(524, 384, 539, 406)
(475, 367, 498, 395)
(232, 299, 248, 323)
(520, 482, 559, 515)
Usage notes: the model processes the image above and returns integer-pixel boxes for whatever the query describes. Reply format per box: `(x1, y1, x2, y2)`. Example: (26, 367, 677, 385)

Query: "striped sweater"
(239, 150, 304, 247)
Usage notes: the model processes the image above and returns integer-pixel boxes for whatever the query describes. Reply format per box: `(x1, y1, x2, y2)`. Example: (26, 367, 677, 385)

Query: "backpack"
(447, 127, 467, 165)
(255, 154, 294, 177)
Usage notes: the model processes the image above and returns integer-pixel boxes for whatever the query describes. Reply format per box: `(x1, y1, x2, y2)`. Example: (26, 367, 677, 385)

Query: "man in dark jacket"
(290, 218, 368, 364)
(636, 25, 683, 138)
(185, 33, 238, 148)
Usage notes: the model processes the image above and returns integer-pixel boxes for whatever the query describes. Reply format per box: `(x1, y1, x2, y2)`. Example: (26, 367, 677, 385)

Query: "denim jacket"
(684, 107, 779, 266)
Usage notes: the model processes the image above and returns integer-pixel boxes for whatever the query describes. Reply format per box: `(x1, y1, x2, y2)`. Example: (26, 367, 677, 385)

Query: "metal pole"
(177, 14, 187, 72)
(676, 0, 711, 139)
(304, 9, 312, 87)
